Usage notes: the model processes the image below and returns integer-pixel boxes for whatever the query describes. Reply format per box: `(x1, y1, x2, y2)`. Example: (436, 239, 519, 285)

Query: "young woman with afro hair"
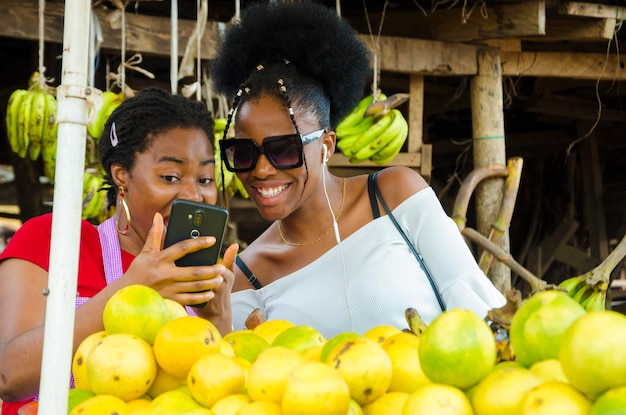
(211, 0, 505, 337)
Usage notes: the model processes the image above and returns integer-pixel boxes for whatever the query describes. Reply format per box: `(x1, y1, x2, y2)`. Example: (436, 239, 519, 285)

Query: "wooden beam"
(537, 16, 615, 42)
(428, 1, 546, 42)
(407, 75, 424, 153)
(0, 0, 221, 58)
(554, 244, 600, 273)
(358, 35, 480, 76)
(501, 51, 626, 80)
(560, 2, 626, 20)
(523, 94, 626, 122)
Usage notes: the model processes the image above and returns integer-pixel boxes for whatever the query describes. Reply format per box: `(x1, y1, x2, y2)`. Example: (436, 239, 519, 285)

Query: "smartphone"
(163, 199, 229, 307)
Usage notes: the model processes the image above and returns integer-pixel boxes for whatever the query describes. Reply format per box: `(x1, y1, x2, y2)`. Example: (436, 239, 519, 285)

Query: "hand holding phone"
(163, 199, 229, 307)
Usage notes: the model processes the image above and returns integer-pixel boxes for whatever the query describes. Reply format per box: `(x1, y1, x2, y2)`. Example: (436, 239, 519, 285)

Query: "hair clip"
(256, 64, 264, 71)
(110, 122, 119, 147)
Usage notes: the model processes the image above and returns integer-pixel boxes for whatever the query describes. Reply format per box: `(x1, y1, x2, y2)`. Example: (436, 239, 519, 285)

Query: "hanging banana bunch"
(86, 90, 125, 144)
(5, 72, 59, 179)
(335, 91, 410, 164)
(81, 168, 112, 222)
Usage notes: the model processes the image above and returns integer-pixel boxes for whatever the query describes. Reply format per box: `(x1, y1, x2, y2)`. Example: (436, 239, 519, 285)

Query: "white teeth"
(257, 184, 288, 198)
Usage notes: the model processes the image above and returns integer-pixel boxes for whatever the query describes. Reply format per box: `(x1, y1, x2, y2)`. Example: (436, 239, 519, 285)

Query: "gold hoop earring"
(115, 186, 131, 235)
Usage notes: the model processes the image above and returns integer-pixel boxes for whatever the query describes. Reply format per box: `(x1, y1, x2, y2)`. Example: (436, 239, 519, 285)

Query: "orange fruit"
(362, 391, 410, 415)
(163, 298, 188, 320)
(363, 325, 402, 345)
(223, 330, 270, 363)
(252, 319, 295, 344)
(72, 330, 107, 391)
(402, 383, 473, 415)
(509, 290, 586, 368)
(326, 337, 392, 405)
(67, 388, 95, 414)
(152, 315, 222, 379)
(559, 310, 626, 399)
(271, 325, 326, 354)
(211, 393, 251, 415)
(528, 359, 568, 383)
(86, 333, 157, 401)
(521, 381, 591, 415)
(236, 401, 283, 415)
(247, 346, 305, 403)
(187, 353, 246, 408)
(471, 366, 544, 415)
(320, 332, 362, 363)
(590, 385, 626, 415)
(149, 387, 203, 414)
(68, 394, 129, 415)
(103, 284, 170, 345)
(282, 361, 351, 415)
(146, 365, 186, 399)
(382, 331, 431, 393)
(418, 308, 496, 390)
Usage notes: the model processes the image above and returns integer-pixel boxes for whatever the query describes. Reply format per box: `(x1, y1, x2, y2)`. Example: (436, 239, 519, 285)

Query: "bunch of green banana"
(558, 275, 608, 312)
(82, 169, 109, 221)
(213, 117, 249, 199)
(334, 92, 409, 164)
(87, 90, 125, 143)
(5, 77, 58, 162)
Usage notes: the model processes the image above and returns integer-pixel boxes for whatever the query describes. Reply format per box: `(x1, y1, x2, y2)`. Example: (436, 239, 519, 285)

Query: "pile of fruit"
(334, 92, 410, 164)
(49, 284, 626, 415)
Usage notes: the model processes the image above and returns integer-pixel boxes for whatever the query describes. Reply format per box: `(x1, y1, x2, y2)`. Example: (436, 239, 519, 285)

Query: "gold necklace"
(278, 178, 347, 247)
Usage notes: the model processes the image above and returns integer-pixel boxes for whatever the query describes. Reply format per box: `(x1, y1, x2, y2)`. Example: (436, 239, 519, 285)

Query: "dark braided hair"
(98, 87, 215, 205)
(210, 0, 371, 130)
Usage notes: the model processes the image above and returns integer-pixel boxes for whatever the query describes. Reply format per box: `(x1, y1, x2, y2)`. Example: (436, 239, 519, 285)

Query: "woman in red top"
(0, 87, 238, 414)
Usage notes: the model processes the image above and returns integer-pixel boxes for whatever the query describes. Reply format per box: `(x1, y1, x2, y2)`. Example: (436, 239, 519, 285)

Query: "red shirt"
(0, 214, 134, 415)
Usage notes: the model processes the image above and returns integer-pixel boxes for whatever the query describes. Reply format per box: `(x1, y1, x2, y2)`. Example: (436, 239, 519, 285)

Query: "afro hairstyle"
(210, 0, 371, 129)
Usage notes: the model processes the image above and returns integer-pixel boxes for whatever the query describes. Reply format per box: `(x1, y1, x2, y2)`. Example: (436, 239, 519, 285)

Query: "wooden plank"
(501, 51, 626, 80)
(536, 218, 580, 275)
(554, 244, 600, 273)
(578, 122, 609, 260)
(428, 1, 546, 42)
(407, 75, 424, 153)
(536, 16, 615, 42)
(560, 2, 626, 19)
(523, 94, 626, 122)
(358, 35, 479, 76)
(0, 0, 221, 58)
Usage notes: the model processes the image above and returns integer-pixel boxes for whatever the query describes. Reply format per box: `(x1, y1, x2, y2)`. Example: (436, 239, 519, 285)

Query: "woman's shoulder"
(372, 166, 430, 209)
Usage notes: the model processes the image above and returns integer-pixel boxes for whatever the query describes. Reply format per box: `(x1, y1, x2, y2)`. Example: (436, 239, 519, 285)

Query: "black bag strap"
(236, 256, 263, 289)
(369, 172, 446, 311)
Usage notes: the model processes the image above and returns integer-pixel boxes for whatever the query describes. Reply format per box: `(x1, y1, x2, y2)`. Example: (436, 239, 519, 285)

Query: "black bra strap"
(235, 256, 263, 289)
(367, 173, 381, 219)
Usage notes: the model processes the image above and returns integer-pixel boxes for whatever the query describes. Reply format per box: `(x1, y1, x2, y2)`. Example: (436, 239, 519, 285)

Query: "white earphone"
(322, 143, 329, 164)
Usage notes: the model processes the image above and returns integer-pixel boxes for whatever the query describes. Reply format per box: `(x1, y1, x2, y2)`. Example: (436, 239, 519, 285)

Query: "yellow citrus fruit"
(382, 331, 431, 393)
(320, 332, 362, 363)
(559, 310, 626, 399)
(271, 324, 326, 354)
(418, 308, 496, 390)
(364, 325, 402, 345)
(103, 284, 170, 345)
(68, 394, 129, 415)
(252, 319, 295, 344)
(282, 361, 351, 415)
(300, 344, 324, 361)
(590, 385, 626, 415)
(164, 298, 188, 320)
(146, 365, 186, 399)
(126, 397, 152, 411)
(149, 387, 203, 414)
(471, 366, 544, 415)
(126, 408, 162, 415)
(72, 330, 107, 391)
(236, 401, 283, 415)
(185, 409, 215, 415)
(211, 393, 251, 415)
(86, 333, 157, 401)
(521, 381, 591, 415)
(348, 398, 364, 415)
(509, 290, 586, 368)
(67, 388, 95, 414)
(187, 353, 246, 408)
(326, 337, 392, 405)
(223, 330, 270, 363)
(219, 338, 236, 358)
(247, 346, 305, 403)
(402, 383, 473, 415)
(362, 391, 410, 415)
(152, 315, 222, 379)
(529, 358, 569, 383)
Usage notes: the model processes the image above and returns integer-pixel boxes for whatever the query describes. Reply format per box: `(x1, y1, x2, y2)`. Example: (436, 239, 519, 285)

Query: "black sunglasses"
(219, 129, 325, 172)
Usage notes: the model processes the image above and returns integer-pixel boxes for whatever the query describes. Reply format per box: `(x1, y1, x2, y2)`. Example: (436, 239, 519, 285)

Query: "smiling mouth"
(255, 184, 289, 198)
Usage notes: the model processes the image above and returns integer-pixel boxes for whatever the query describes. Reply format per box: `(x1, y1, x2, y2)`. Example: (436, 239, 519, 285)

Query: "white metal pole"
(37, 0, 91, 413)
(171, 0, 178, 94)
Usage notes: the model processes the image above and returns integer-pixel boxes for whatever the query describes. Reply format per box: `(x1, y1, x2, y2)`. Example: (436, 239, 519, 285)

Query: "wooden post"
(470, 48, 511, 292)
